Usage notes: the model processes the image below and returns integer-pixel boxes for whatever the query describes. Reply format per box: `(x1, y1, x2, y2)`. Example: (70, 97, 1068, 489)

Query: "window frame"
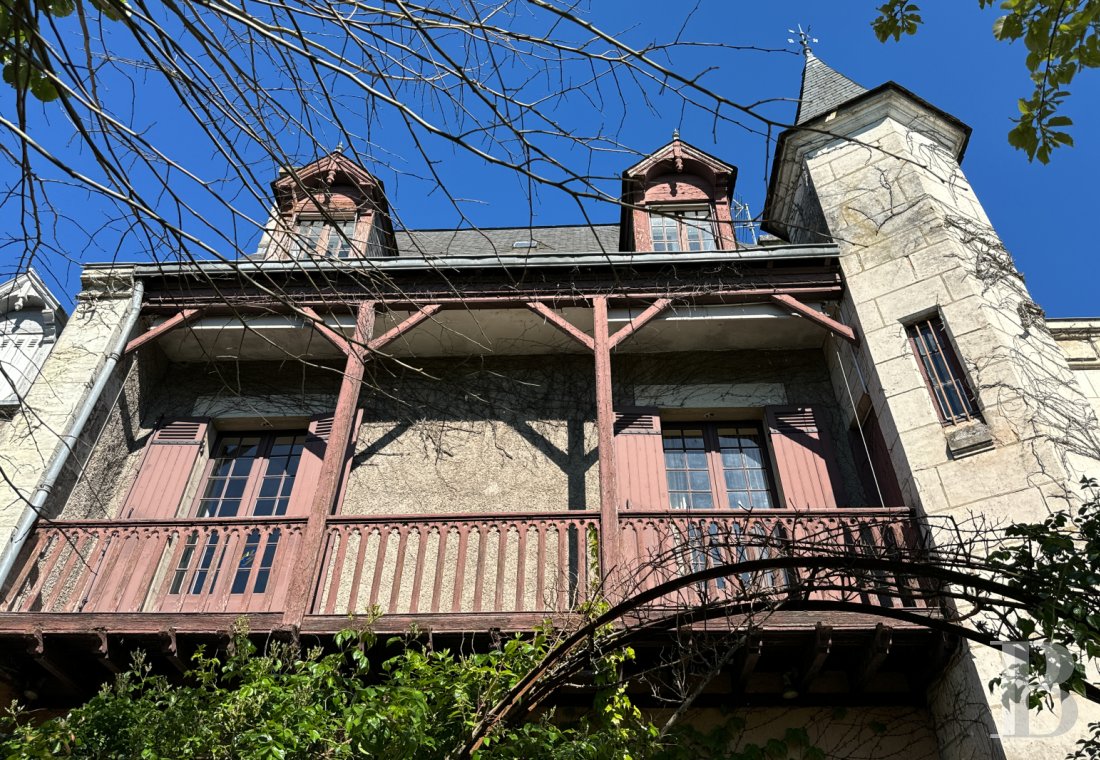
(647, 205, 718, 252)
(662, 421, 777, 510)
(290, 214, 359, 259)
(192, 429, 308, 519)
(905, 315, 982, 426)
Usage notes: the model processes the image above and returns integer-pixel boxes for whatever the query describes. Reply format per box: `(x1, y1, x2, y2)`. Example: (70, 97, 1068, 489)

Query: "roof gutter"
(0, 280, 145, 593)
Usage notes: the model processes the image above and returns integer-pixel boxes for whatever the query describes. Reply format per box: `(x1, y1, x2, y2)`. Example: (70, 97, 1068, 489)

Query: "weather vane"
(787, 25, 818, 56)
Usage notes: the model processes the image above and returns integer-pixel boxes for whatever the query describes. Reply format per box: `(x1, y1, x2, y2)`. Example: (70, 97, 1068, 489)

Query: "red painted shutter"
(122, 418, 209, 519)
(765, 406, 841, 509)
(286, 409, 362, 515)
(614, 407, 669, 511)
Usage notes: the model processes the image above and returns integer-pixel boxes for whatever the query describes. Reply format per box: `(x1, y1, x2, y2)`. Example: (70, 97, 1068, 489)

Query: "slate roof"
(394, 224, 620, 257)
(795, 52, 868, 125)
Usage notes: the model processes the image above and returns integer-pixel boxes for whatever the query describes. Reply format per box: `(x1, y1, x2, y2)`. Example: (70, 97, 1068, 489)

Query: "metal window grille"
(906, 317, 980, 425)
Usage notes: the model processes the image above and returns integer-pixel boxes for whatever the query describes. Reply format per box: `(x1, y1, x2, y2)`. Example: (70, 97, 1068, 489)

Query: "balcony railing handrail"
(324, 510, 598, 525)
(24, 516, 309, 530)
(620, 507, 915, 519)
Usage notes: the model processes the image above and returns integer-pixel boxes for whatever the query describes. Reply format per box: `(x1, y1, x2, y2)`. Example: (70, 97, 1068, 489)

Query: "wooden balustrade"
(312, 512, 600, 617)
(618, 508, 929, 610)
(2, 518, 306, 614)
(1, 509, 930, 623)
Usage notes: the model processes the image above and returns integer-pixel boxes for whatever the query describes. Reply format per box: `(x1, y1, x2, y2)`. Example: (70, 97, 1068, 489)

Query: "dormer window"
(293, 217, 357, 259)
(649, 207, 717, 252)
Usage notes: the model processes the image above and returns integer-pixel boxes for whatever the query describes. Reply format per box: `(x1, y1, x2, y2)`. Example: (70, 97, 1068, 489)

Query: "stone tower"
(765, 48, 1100, 760)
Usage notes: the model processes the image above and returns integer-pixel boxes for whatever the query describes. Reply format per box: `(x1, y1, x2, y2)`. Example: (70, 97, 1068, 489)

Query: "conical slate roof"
(795, 51, 868, 124)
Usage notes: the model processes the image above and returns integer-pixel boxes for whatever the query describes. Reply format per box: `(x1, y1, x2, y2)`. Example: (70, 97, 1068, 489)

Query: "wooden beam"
(124, 308, 204, 355)
(525, 302, 594, 351)
(369, 304, 442, 352)
(160, 629, 187, 674)
(608, 298, 671, 350)
(26, 630, 78, 692)
(300, 307, 353, 357)
(799, 623, 832, 691)
(770, 294, 858, 345)
(855, 623, 892, 691)
(283, 301, 376, 626)
(592, 296, 620, 595)
(94, 629, 122, 674)
(733, 632, 763, 691)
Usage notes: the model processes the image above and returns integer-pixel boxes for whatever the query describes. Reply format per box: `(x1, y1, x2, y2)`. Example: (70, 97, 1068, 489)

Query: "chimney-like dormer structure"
(259, 151, 395, 260)
(619, 137, 738, 252)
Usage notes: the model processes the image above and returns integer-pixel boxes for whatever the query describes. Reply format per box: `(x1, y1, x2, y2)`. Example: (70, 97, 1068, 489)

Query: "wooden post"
(282, 301, 375, 625)
(592, 296, 621, 597)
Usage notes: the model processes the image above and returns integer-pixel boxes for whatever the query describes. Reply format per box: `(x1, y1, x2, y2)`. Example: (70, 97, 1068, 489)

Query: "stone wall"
(775, 90, 1100, 760)
(0, 272, 135, 544)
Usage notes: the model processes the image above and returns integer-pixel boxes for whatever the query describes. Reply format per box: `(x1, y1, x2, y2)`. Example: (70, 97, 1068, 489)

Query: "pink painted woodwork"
(765, 406, 842, 509)
(121, 418, 209, 520)
(2, 507, 928, 618)
(770, 293, 858, 345)
(614, 407, 669, 511)
(2, 517, 305, 614)
(618, 508, 927, 610)
(285, 413, 334, 516)
(124, 308, 204, 355)
(314, 512, 599, 616)
(643, 173, 711, 203)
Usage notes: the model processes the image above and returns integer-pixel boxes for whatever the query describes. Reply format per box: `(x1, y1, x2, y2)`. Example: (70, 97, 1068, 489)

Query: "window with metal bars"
(906, 316, 981, 425)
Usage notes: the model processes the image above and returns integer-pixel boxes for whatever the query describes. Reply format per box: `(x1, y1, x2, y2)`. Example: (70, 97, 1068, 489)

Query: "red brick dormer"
(261, 151, 395, 259)
(619, 137, 738, 252)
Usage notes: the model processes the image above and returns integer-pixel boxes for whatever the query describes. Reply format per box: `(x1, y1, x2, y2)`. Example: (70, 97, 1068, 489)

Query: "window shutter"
(122, 418, 209, 519)
(286, 409, 362, 515)
(765, 405, 841, 509)
(614, 407, 669, 511)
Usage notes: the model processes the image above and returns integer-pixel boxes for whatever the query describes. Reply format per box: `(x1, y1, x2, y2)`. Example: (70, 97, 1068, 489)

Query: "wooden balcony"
(2, 508, 931, 627)
(0, 507, 948, 704)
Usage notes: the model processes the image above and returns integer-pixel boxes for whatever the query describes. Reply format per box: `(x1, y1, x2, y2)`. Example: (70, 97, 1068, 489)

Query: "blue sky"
(3, 1, 1097, 317)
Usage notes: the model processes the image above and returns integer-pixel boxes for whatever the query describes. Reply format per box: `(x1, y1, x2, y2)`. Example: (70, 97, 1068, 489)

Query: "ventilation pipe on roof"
(0, 280, 145, 593)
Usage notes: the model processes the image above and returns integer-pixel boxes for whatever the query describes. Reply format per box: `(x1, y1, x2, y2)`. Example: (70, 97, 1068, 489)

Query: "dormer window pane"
(293, 218, 358, 258)
(326, 220, 357, 258)
(681, 209, 716, 251)
(648, 207, 716, 252)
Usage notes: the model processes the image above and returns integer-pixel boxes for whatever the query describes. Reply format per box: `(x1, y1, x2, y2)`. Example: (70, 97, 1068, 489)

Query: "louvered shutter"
(614, 407, 669, 511)
(286, 409, 362, 515)
(765, 405, 842, 509)
(122, 418, 210, 519)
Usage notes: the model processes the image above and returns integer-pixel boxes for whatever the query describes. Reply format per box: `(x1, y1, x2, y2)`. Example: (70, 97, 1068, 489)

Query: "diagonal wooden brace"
(525, 302, 595, 351)
(770, 293, 858, 345)
(608, 298, 671, 350)
(300, 307, 354, 357)
(369, 304, 442, 352)
(124, 308, 204, 355)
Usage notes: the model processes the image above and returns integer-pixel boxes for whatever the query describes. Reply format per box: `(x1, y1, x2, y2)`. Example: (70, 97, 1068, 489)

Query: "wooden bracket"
(301, 307, 355, 357)
(369, 304, 442, 352)
(770, 293, 858, 345)
(608, 298, 671, 350)
(732, 631, 763, 692)
(124, 308, 204, 355)
(160, 628, 187, 674)
(799, 623, 832, 690)
(855, 623, 892, 691)
(26, 629, 77, 692)
(94, 629, 121, 674)
(525, 302, 594, 351)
